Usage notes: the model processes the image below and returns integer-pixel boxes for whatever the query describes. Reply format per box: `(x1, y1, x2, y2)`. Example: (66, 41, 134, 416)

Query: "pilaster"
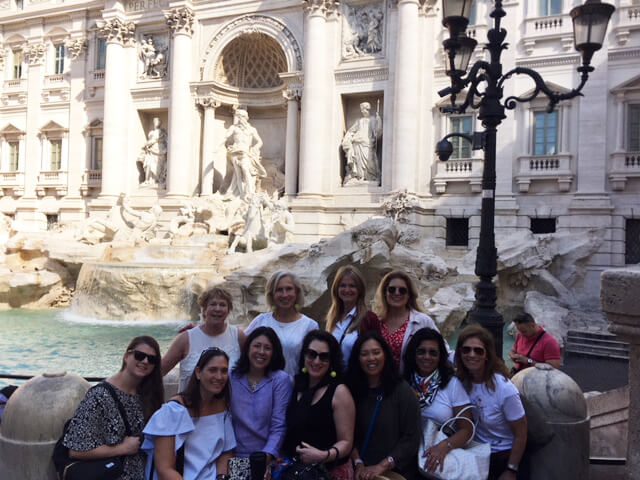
(283, 87, 301, 196)
(196, 96, 220, 196)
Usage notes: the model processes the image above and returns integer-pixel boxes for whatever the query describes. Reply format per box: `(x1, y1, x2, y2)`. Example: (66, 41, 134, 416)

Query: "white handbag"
(418, 406, 491, 480)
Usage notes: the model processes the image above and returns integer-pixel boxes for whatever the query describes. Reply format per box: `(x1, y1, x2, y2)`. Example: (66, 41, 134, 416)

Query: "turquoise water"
(0, 310, 184, 388)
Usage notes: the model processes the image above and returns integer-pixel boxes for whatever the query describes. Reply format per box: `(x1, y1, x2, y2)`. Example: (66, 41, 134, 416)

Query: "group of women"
(62, 267, 527, 480)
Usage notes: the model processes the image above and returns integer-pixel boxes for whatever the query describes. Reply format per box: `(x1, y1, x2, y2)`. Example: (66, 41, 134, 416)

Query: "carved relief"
(66, 38, 87, 60)
(99, 18, 136, 45)
(139, 35, 168, 79)
(165, 7, 195, 37)
(25, 43, 46, 65)
(195, 96, 221, 110)
(304, 0, 340, 15)
(342, 2, 384, 60)
(0, 48, 5, 71)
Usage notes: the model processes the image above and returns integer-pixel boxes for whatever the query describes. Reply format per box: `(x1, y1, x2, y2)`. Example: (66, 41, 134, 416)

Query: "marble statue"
(267, 196, 295, 245)
(137, 117, 167, 187)
(121, 196, 163, 243)
(342, 5, 384, 59)
(228, 193, 266, 254)
(224, 109, 267, 199)
(139, 37, 167, 79)
(342, 101, 382, 185)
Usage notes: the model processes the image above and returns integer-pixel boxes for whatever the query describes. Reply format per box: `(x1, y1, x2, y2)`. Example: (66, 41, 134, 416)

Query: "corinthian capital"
(304, 0, 340, 16)
(99, 18, 136, 45)
(25, 43, 46, 65)
(166, 7, 195, 37)
(196, 96, 220, 110)
(66, 38, 87, 60)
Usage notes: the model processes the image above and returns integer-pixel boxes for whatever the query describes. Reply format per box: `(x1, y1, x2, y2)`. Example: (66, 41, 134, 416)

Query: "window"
(626, 219, 640, 264)
(54, 44, 65, 74)
(629, 105, 640, 151)
(446, 218, 469, 246)
(8, 142, 19, 171)
(12, 50, 23, 79)
(96, 38, 107, 70)
(533, 111, 558, 156)
(450, 115, 473, 159)
(531, 218, 556, 234)
(50, 139, 62, 170)
(539, 0, 562, 16)
(468, 2, 478, 25)
(91, 137, 103, 171)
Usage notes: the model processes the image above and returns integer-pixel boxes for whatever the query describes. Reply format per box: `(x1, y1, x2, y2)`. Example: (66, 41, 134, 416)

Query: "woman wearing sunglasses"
(456, 325, 527, 480)
(162, 286, 245, 391)
(347, 331, 421, 480)
(62, 336, 164, 480)
(143, 347, 236, 479)
(326, 266, 379, 367)
(403, 328, 473, 476)
(282, 330, 355, 480)
(366, 271, 440, 373)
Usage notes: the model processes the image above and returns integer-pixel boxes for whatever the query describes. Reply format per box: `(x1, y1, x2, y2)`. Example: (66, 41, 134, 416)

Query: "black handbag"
(280, 461, 330, 480)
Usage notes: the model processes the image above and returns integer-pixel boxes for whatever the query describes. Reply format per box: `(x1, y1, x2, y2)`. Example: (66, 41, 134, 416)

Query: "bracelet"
(216, 475, 230, 480)
(325, 450, 331, 462)
(331, 446, 340, 460)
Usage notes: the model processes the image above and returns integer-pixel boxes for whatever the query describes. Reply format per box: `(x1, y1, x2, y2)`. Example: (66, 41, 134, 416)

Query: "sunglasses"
(305, 348, 331, 363)
(386, 286, 408, 295)
(461, 346, 486, 356)
(416, 348, 440, 358)
(198, 346, 226, 362)
(129, 350, 159, 365)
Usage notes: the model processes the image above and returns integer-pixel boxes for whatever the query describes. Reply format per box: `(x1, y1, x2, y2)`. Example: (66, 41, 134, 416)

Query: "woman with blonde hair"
(246, 271, 319, 376)
(326, 265, 378, 365)
(162, 285, 245, 391)
(366, 270, 440, 373)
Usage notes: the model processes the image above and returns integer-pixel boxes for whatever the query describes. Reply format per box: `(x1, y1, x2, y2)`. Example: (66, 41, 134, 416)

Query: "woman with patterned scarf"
(403, 328, 474, 478)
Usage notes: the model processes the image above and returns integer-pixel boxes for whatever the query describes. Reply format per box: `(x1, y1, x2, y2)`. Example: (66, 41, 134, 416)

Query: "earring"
(330, 371, 337, 378)
(302, 367, 308, 374)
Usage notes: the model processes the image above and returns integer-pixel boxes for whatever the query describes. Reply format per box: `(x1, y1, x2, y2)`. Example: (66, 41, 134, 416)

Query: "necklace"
(248, 376, 262, 392)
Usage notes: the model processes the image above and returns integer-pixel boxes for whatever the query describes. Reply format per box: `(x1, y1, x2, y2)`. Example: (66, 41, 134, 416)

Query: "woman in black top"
(283, 330, 356, 480)
(347, 331, 421, 480)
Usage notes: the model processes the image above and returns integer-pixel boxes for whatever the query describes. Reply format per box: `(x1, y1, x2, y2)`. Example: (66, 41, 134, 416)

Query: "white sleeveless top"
(178, 325, 241, 391)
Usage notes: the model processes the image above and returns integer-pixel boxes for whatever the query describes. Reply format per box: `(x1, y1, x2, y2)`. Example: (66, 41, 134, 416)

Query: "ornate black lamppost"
(435, 0, 615, 356)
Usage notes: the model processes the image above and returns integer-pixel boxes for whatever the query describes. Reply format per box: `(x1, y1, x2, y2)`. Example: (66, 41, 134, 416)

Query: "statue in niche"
(342, 4, 384, 59)
(137, 117, 167, 188)
(341, 101, 382, 185)
(139, 37, 167, 79)
(224, 109, 267, 199)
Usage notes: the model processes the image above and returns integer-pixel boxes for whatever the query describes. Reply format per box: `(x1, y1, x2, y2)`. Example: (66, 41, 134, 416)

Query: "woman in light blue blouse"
(230, 327, 293, 463)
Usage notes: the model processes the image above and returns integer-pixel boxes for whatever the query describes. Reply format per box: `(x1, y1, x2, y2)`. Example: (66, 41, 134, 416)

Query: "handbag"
(279, 461, 330, 480)
(229, 452, 268, 480)
(418, 406, 491, 480)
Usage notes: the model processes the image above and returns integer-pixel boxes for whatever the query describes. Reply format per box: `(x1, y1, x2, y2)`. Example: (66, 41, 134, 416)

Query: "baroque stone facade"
(0, 0, 637, 296)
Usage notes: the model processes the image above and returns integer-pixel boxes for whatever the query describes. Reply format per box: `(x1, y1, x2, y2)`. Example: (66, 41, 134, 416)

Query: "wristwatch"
(527, 358, 534, 365)
(386, 456, 395, 468)
(507, 463, 519, 473)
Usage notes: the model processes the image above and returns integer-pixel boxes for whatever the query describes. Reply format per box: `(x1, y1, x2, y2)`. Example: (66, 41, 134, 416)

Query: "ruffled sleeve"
(142, 401, 195, 451)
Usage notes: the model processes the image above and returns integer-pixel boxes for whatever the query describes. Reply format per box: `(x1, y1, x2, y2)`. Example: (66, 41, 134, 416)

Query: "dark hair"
(346, 331, 400, 402)
(233, 327, 286, 375)
(293, 330, 344, 392)
(513, 313, 535, 325)
(403, 328, 454, 388)
(180, 347, 231, 416)
(455, 324, 510, 392)
(122, 336, 164, 421)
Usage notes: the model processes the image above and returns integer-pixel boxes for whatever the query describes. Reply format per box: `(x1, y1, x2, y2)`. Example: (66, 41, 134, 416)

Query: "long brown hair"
(325, 266, 369, 334)
(122, 336, 164, 421)
(180, 347, 231, 416)
(374, 270, 422, 320)
(455, 324, 510, 392)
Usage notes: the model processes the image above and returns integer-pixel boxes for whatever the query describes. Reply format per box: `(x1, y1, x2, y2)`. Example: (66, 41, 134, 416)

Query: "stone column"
(298, 0, 337, 196)
(560, 103, 571, 153)
(65, 37, 88, 198)
(23, 42, 46, 200)
(601, 268, 640, 480)
(391, 0, 421, 192)
(615, 93, 625, 152)
(196, 97, 220, 196)
(165, 7, 195, 198)
(283, 87, 301, 196)
(99, 18, 135, 199)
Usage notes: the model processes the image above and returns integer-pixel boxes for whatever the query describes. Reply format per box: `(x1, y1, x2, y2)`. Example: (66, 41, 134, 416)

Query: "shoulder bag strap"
(100, 382, 133, 436)
(359, 393, 383, 463)
(525, 331, 546, 358)
(338, 312, 356, 345)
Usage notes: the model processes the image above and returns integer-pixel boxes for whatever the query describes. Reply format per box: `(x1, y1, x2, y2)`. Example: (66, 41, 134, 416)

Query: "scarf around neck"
(412, 369, 441, 408)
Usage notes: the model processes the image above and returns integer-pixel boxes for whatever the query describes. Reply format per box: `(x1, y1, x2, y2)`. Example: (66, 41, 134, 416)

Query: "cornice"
(334, 65, 388, 84)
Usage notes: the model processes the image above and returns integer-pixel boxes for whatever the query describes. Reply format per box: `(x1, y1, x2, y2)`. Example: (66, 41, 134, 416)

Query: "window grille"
(446, 218, 469, 246)
(626, 219, 640, 264)
(530, 218, 556, 234)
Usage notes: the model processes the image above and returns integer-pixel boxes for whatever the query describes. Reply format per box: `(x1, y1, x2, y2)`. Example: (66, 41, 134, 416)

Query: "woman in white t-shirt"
(245, 271, 319, 376)
(456, 325, 527, 480)
(325, 265, 378, 366)
(403, 327, 474, 477)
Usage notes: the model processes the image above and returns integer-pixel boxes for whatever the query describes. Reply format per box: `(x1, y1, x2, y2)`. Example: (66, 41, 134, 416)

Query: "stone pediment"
(611, 74, 640, 94)
(40, 120, 67, 133)
(436, 90, 470, 108)
(45, 26, 69, 42)
(0, 123, 24, 135)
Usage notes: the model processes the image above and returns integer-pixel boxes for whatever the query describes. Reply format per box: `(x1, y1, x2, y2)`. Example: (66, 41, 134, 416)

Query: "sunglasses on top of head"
(386, 286, 408, 295)
(129, 350, 160, 365)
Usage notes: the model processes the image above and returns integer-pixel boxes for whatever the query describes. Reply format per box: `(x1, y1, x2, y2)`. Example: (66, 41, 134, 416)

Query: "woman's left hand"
(295, 442, 327, 464)
(356, 464, 387, 480)
(424, 441, 450, 473)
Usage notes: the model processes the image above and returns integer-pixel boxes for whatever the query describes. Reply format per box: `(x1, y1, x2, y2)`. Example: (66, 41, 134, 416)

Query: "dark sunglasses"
(129, 350, 159, 365)
(386, 286, 408, 295)
(305, 348, 331, 363)
(416, 347, 440, 358)
(461, 346, 486, 356)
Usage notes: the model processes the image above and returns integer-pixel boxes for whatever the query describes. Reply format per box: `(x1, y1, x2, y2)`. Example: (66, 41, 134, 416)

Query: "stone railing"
(522, 14, 574, 54)
(0, 171, 24, 195)
(3, 78, 26, 90)
(433, 156, 483, 194)
(609, 151, 640, 191)
(44, 74, 65, 86)
(515, 153, 573, 192)
(80, 169, 101, 196)
(92, 70, 105, 81)
(611, 4, 640, 45)
(36, 170, 67, 197)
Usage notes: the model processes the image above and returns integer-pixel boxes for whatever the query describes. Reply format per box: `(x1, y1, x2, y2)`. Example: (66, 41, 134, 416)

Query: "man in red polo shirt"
(509, 313, 562, 372)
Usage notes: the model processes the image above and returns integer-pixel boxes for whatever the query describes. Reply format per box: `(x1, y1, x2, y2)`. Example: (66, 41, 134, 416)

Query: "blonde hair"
(198, 286, 233, 311)
(265, 271, 305, 310)
(374, 270, 421, 320)
(325, 266, 368, 334)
